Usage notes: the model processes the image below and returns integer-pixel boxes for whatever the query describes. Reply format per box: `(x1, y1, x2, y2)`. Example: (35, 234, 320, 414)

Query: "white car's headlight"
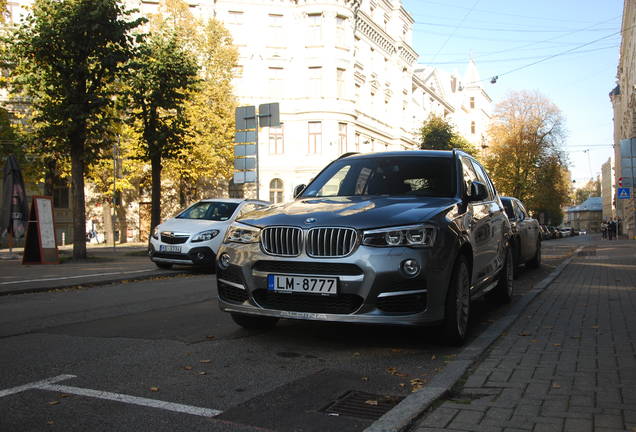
(152, 227, 159, 240)
(362, 224, 437, 248)
(191, 229, 220, 243)
(224, 222, 261, 244)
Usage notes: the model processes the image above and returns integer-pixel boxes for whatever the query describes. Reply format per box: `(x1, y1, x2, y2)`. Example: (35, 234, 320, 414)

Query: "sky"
(402, 0, 623, 188)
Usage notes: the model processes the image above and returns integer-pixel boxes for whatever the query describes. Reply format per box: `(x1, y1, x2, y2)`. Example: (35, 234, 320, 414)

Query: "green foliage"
(484, 90, 569, 225)
(6, 0, 144, 258)
(574, 178, 601, 205)
(418, 114, 477, 156)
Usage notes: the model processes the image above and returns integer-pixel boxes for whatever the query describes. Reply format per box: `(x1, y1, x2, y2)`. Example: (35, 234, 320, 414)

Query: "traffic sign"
(617, 187, 631, 199)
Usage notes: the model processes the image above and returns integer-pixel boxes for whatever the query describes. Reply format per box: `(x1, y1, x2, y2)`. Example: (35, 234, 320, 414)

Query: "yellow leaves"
(199, 359, 211, 363)
(364, 399, 378, 406)
(149, 387, 159, 392)
(47, 400, 60, 406)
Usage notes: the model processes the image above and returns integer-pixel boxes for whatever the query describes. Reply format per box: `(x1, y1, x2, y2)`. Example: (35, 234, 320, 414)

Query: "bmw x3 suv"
(215, 150, 512, 344)
(149, 199, 270, 272)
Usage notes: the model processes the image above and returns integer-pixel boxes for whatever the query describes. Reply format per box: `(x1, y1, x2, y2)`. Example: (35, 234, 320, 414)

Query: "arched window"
(270, 178, 284, 203)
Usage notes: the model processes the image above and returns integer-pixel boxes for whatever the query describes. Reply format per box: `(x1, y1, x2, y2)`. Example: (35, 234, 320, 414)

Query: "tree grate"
(321, 391, 404, 420)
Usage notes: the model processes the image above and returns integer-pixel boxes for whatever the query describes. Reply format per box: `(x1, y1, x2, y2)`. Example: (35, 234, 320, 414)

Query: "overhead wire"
(430, 0, 481, 63)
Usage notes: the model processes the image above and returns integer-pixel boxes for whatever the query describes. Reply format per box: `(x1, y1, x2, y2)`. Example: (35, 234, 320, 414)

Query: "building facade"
(564, 197, 603, 233)
(610, 0, 636, 238)
(601, 157, 615, 221)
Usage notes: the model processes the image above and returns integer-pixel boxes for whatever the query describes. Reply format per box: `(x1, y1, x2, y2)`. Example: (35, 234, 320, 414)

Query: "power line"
(426, 45, 618, 65)
(414, 21, 617, 34)
(430, 0, 481, 63)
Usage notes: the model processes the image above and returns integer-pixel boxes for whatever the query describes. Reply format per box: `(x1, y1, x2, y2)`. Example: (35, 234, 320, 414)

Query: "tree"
(484, 90, 568, 224)
(7, 0, 144, 259)
(419, 114, 477, 156)
(127, 27, 199, 231)
(574, 177, 601, 205)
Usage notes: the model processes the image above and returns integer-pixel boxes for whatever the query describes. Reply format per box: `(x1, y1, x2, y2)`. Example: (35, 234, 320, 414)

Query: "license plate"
(159, 245, 181, 253)
(267, 274, 338, 296)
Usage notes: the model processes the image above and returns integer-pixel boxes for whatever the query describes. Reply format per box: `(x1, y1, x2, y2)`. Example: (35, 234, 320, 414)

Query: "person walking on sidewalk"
(608, 219, 617, 240)
(601, 221, 608, 239)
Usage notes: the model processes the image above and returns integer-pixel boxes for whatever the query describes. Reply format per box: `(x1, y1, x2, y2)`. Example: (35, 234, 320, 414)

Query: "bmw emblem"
(304, 217, 317, 224)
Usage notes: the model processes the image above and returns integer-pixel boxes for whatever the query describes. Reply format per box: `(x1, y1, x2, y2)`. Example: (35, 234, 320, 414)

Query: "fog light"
(218, 253, 231, 269)
(402, 259, 420, 277)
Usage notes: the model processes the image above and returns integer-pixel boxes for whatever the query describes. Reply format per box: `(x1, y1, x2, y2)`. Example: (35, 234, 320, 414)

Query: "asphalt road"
(0, 235, 591, 432)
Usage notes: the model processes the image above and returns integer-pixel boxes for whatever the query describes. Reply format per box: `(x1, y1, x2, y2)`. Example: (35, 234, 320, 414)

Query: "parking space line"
(0, 374, 77, 398)
(0, 375, 222, 418)
(36, 384, 222, 417)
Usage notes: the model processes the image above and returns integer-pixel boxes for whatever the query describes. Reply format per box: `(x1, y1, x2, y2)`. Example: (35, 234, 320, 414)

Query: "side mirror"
(468, 181, 488, 202)
(293, 184, 306, 198)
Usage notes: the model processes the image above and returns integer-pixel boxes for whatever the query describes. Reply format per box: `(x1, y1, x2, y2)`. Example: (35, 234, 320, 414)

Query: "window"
(177, 201, 239, 221)
(308, 66, 322, 97)
(471, 121, 476, 134)
(269, 124, 284, 154)
(228, 10, 244, 25)
(355, 132, 361, 152)
(336, 15, 347, 46)
(269, 178, 284, 204)
(336, 68, 346, 98)
(461, 157, 479, 197)
(338, 123, 347, 154)
(268, 67, 284, 96)
(268, 13, 284, 46)
(53, 184, 70, 209)
(470, 96, 475, 109)
(307, 13, 322, 45)
(471, 160, 495, 200)
(308, 121, 322, 154)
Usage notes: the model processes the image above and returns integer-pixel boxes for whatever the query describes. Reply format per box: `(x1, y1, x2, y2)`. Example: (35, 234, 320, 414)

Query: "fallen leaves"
(364, 399, 379, 406)
(47, 401, 60, 406)
(199, 359, 211, 364)
(149, 387, 159, 392)
(184, 365, 193, 371)
(206, 335, 216, 340)
(552, 383, 561, 389)
(361, 377, 369, 382)
(410, 378, 425, 392)
(519, 332, 531, 337)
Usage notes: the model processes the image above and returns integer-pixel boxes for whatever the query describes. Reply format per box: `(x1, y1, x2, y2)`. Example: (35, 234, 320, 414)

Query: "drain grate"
(321, 391, 404, 420)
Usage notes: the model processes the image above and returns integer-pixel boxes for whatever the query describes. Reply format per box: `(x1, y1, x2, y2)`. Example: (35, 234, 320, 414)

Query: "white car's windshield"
(176, 202, 239, 221)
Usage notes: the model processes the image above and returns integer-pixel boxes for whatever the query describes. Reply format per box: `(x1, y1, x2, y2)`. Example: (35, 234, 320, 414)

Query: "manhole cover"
(322, 391, 404, 420)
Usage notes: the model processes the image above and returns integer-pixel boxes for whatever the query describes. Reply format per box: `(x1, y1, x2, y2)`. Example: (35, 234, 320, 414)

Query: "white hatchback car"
(149, 199, 270, 271)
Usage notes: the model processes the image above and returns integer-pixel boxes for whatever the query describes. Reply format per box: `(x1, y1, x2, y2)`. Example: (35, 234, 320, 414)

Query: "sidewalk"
(0, 243, 188, 295)
(411, 239, 636, 432)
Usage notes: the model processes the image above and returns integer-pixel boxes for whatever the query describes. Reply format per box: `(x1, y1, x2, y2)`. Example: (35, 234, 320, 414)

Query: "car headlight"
(224, 222, 261, 244)
(191, 229, 220, 243)
(152, 227, 159, 240)
(362, 224, 437, 248)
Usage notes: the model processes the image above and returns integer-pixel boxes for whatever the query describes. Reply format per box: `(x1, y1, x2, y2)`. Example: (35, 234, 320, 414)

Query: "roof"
(342, 150, 461, 160)
(566, 196, 602, 213)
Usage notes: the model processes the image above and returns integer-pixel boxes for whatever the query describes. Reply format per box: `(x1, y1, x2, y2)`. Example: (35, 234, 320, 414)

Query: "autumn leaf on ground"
(59, 394, 71, 398)
(552, 383, 561, 389)
(150, 387, 159, 392)
(399, 383, 406, 388)
(47, 420, 54, 425)
(386, 367, 398, 374)
(391, 348, 402, 353)
(361, 377, 368, 381)
(352, 352, 361, 357)
(519, 332, 531, 336)
(47, 401, 60, 406)
(394, 372, 408, 377)
(431, 355, 436, 360)
(206, 335, 216, 340)
(531, 339, 539, 343)
(592, 325, 600, 329)
(184, 366, 193, 370)
(365, 400, 378, 406)
(199, 359, 211, 363)
(553, 343, 561, 347)
(199, 371, 207, 375)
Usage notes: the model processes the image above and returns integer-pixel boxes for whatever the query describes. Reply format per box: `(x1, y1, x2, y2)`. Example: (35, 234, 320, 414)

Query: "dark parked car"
(215, 150, 512, 345)
(500, 197, 541, 276)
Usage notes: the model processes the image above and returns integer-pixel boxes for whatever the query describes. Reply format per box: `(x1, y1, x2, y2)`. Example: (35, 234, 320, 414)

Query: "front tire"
(487, 246, 514, 304)
(527, 240, 541, 269)
(231, 313, 279, 330)
(441, 255, 471, 346)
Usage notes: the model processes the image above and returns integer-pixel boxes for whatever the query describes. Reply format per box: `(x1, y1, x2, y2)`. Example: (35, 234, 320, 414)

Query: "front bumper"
(215, 241, 455, 327)
(148, 240, 216, 267)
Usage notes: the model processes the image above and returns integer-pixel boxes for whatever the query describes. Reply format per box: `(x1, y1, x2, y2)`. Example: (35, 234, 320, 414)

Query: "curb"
(0, 270, 190, 297)
(364, 245, 585, 432)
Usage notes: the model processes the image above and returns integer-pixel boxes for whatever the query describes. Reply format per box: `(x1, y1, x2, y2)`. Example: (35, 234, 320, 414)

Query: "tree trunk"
(116, 201, 128, 244)
(150, 153, 162, 233)
(70, 139, 87, 259)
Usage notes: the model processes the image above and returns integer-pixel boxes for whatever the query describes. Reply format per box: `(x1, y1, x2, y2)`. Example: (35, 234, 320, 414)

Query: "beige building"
(564, 197, 603, 233)
(610, 0, 636, 238)
(601, 157, 615, 221)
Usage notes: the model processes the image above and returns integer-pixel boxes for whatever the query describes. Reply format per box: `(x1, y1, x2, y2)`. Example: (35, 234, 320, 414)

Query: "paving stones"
(410, 241, 636, 432)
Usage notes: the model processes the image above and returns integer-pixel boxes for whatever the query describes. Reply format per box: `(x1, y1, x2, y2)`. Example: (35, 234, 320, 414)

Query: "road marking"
(0, 375, 222, 418)
(0, 269, 156, 285)
(0, 374, 77, 398)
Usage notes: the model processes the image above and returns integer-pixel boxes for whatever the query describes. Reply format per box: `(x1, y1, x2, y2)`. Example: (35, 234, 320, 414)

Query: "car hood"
(156, 218, 228, 234)
(239, 196, 459, 230)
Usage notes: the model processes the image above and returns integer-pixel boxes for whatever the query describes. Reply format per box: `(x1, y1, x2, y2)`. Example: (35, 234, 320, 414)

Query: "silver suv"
(215, 150, 512, 344)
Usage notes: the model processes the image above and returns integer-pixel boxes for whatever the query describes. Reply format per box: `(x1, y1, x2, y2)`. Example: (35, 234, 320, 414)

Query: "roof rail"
(337, 152, 359, 160)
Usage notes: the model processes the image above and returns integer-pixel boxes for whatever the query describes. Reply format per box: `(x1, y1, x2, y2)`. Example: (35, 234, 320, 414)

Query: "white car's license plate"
(267, 274, 338, 295)
(159, 245, 181, 253)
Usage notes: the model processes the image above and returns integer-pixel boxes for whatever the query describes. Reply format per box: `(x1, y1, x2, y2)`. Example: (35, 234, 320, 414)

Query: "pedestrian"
(601, 221, 607, 239)
(608, 219, 616, 240)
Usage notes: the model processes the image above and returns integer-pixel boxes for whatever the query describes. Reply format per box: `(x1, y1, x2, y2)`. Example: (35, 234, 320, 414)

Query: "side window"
(460, 157, 479, 196)
(516, 201, 528, 220)
(470, 160, 495, 200)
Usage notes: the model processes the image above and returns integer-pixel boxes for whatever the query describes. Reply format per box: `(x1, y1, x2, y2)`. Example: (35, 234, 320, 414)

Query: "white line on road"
(0, 375, 222, 418)
(37, 384, 222, 418)
(0, 374, 77, 398)
(0, 269, 157, 285)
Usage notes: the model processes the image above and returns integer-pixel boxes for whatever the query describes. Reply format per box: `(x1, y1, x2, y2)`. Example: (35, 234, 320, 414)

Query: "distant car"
(148, 199, 270, 272)
(539, 225, 551, 240)
(559, 227, 572, 237)
(501, 197, 541, 276)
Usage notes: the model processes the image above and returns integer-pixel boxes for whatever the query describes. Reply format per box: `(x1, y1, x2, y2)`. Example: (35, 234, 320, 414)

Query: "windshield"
(301, 156, 456, 198)
(176, 201, 239, 221)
